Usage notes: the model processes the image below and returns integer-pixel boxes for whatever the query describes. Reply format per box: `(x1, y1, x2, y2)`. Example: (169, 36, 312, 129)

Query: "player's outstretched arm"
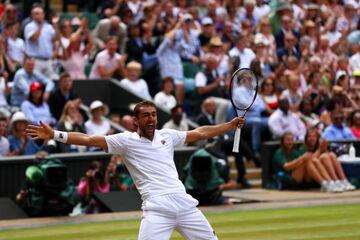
(26, 121, 108, 151)
(185, 117, 245, 144)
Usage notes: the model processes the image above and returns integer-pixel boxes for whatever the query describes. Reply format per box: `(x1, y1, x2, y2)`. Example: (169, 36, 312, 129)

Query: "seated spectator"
(280, 74, 302, 112)
(162, 105, 189, 131)
(48, 72, 81, 121)
(303, 71, 330, 114)
(348, 109, 360, 139)
(322, 110, 356, 141)
(269, 98, 306, 140)
(154, 76, 177, 112)
(198, 17, 215, 48)
(89, 36, 126, 80)
(107, 155, 134, 191)
(196, 97, 216, 126)
(272, 132, 342, 192)
(21, 82, 56, 126)
(0, 115, 9, 156)
(260, 75, 278, 116)
(61, 20, 93, 80)
(304, 128, 355, 191)
(195, 53, 229, 123)
(0, 36, 15, 81)
(298, 98, 323, 131)
(277, 32, 301, 61)
(0, 65, 10, 109)
(121, 114, 137, 132)
(208, 36, 231, 80)
(229, 33, 256, 69)
(119, 61, 151, 100)
(57, 101, 86, 153)
(8, 112, 43, 156)
(184, 148, 237, 205)
(85, 100, 111, 134)
(77, 160, 110, 214)
(11, 56, 54, 107)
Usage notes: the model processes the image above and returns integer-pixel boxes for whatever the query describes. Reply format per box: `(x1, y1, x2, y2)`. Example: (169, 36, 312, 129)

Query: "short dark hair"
(133, 101, 157, 117)
(59, 72, 71, 81)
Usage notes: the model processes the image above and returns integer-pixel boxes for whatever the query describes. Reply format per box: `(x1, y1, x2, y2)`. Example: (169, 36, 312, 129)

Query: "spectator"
(272, 131, 341, 192)
(121, 114, 137, 132)
(24, 6, 57, 79)
(208, 36, 231, 80)
(85, 100, 111, 138)
(108, 154, 134, 191)
(304, 128, 355, 191)
(20, 81, 56, 126)
(89, 36, 126, 80)
(92, 15, 127, 55)
(260, 75, 278, 116)
(156, 20, 185, 104)
(349, 109, 360, 139)
(48, 72, 80, 121)
(154, 76, 177, 112)
(274, 15, 300, 49)
(125, 23, 144, 63)
(8, 112, 43, 156)
(61, 20, 93, 80)
(298, 98, 322, 130)
(0, 36, 15, 81)
(184, 148, 237, 205)
(0, 115, 9, 156)
(162, 105, 189, 131)
(77, 160, 110, 213)
(304, 71, 330, 114)
(57, 101, 86, 153)
(196, 97, 216, 126)
(0, 61, 10, 108)
(322, 110, 356, 141)
(198, 17, 215, 47)
(178, 13, 202, 64)
(119, 61, 151, 100)
(280, 74, 302, 112)
(277, 32, 301, 61)
(0, 4, 18, 32)
(194, 53, 229, 124)
(229, 34, 256, 69)
(4, 22, 25, 67)
(11, 56, 54, 107)
(268, 98, 306, 140)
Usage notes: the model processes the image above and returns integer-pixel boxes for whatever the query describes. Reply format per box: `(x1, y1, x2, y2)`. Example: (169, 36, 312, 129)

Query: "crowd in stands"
(0, 0, 359, 215)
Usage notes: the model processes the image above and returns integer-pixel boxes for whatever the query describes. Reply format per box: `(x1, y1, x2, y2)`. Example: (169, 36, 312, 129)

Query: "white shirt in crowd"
(0, 78, 8, 106)
(154, 91, 177, 111)
(163, 119, 189, 131)
(105, 129, 188, 201)
(0, 136, 9, 157)
(85, 119, 111, 135)
(89, 49, 122, 79)
(119, 78, 152, 100)
(7, 37, 25, 63)
(229, 47, 256, 69)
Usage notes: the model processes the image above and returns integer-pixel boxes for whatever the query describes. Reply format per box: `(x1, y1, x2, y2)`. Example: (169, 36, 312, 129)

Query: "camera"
(93, 170, 104, 179)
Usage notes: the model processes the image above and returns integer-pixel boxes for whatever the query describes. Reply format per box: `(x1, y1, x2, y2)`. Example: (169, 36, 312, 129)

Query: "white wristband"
(53, 130, 68, 143)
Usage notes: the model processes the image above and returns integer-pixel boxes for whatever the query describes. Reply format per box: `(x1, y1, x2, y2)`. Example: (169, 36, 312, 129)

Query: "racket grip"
(232, 127, 241, 153)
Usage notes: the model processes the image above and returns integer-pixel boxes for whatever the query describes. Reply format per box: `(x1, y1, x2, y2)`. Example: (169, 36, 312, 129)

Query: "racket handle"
(232, 127, 241, 153)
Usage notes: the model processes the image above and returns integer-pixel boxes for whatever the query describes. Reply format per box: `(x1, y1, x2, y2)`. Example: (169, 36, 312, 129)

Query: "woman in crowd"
(303, 128, 355, 191)
(298, 98, 323, 130)
(348, 109, 360, 139)
(77, 160, 110, 213)
(154, 76, 177, 112)
(57, 101, 86, 153)
(260, 74, 278, 116)
(20, 82, 56, 126)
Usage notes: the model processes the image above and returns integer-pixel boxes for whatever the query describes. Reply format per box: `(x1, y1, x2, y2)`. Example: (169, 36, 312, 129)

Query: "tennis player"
(26, 101, 245, 240)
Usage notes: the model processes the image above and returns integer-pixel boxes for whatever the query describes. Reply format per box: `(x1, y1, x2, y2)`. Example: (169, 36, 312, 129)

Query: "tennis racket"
(229, 68, 259, 153)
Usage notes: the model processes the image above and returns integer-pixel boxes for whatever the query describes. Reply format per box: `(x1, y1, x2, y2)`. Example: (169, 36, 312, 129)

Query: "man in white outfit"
(26, 101, 245, 240)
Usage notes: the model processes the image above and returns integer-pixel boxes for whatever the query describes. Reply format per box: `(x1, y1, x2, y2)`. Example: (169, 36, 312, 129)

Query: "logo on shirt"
(161, 140, 166, 145)
(59, 133, 63, 139)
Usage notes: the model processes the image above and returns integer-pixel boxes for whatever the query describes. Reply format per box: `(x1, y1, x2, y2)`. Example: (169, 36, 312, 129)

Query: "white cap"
(183, 13, 193, 21)
(202, 17, 214, 25)
(90, 100, 104, 111)
(254, 34, 269, 46)
(10, 112, 28, 126)
(336, 70, 347, 81)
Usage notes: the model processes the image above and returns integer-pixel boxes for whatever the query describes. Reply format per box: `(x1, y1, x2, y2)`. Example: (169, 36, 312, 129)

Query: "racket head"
(229, 68, 259, 116)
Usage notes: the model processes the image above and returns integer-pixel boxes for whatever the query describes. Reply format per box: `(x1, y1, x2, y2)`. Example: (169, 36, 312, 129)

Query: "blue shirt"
(322, 124, 356, 141)
(234, 85, 265, 118)
(8, 135, 42, 155)
(21, 100, 56, 125)
(11, 68, 54, 106)
(24, 21, 55, 59)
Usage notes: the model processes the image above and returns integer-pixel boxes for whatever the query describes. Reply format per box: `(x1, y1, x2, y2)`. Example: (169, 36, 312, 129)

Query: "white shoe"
(342, 180, 356, 191)
(328, 181, 344, 193)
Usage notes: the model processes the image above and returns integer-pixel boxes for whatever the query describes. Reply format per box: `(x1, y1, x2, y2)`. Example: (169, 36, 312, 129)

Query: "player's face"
(136, 106, 157, 140)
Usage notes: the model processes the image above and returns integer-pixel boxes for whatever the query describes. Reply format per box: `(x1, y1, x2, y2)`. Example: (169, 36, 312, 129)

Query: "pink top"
(77, 179, 110, 197)
(61, 51, 87, 79)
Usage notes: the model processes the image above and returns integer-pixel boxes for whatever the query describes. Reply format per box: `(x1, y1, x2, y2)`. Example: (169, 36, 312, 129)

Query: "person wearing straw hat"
(85, 100, 112, 139)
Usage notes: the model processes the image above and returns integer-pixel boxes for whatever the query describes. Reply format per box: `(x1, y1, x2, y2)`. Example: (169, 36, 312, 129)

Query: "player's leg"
(176, 208, 218, 240)
(138, 210, 176, 240)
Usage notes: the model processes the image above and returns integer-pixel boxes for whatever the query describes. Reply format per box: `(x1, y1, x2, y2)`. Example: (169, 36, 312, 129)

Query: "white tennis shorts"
(138, 192, 218, 240)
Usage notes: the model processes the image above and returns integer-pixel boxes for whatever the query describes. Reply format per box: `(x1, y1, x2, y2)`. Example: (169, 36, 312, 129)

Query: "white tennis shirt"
(105, 129, 187, 201)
